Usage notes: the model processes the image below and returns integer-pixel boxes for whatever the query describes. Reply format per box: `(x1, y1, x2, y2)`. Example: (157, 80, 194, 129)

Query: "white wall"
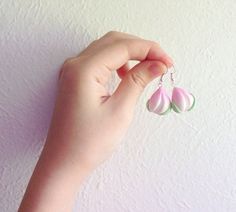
(1, 0, 236, 211)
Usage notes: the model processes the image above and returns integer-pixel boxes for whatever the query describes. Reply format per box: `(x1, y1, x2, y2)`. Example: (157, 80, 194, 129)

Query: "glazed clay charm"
(171, 87, 195, 113)
(146, 65, 195, 115)
(146, 86, 171, 115)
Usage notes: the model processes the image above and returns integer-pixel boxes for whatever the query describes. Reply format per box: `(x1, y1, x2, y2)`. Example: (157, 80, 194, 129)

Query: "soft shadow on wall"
(0, 20, 92, 210)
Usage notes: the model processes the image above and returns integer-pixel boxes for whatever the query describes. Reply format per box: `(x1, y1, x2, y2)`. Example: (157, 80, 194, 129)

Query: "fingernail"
(166, 56, 174, 67)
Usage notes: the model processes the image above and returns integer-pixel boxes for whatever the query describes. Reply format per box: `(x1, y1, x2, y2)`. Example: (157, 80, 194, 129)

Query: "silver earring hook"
(158, 64, 169, 87)
(170, 65, 177, 86)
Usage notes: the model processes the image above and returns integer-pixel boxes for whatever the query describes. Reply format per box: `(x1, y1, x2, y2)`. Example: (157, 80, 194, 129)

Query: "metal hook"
(158, 65, 169, 87)
(171, 65, 177, 74)
(170, 65, 177, 86)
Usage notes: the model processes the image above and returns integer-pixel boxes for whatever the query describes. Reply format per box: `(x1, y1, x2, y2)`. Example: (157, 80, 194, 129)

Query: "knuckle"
(145, 40, 160, 48)
(89, 40, 98, 48)
(151, 41, 160, 48)
(129, 72, 147, 90)
(104, 31, 121, 39)
(62, 57, 77, 70)
(59, 66, 88, 88)
(59, 68, 76, 83)
(60, 58, 83, 81)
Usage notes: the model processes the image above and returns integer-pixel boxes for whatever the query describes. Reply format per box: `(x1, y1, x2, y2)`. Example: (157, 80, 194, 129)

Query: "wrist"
(19, 140, 90, 212)
(41, 139, 92, 184)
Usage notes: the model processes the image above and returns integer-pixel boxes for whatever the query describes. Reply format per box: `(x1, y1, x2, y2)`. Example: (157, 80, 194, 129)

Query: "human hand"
(46, 31, 173, 174)
(19, 31, 173, 212)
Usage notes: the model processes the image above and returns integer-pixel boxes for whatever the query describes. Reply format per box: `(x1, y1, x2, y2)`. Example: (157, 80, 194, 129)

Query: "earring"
(146, 72, 172, 115)
(146, 65, 195, 115)
(171, 87, 195, 113)
(170, 69, 195, 113)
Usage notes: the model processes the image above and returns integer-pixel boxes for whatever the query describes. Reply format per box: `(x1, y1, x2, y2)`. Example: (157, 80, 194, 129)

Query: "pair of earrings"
(146, 66, 195, 115)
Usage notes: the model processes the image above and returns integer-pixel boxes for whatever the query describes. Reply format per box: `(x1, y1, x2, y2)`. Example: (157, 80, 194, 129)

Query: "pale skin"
(18, 31, 173, 212)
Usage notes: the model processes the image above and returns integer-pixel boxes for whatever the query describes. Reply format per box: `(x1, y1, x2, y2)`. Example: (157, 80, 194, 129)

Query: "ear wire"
(170, 65, 177, 86)
(158, 73, 165, 87)
(158, 66, 168, 87)
(158, 63, 177, 87)
(148, 63, 195, 115)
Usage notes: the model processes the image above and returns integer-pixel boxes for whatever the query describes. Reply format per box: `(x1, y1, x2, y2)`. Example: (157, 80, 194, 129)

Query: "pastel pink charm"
(147, 86, 171, 115)
(171, 87, 195, 113)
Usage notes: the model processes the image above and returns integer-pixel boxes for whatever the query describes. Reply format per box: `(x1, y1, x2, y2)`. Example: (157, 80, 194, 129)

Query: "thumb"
(109, 60, 168, 112)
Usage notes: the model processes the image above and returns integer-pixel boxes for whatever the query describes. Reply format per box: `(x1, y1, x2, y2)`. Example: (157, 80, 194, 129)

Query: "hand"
(19, 31, 173, 212)
(48, 31, 172, 172)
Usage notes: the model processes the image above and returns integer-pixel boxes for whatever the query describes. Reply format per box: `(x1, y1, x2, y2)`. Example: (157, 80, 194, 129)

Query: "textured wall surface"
(1, 0, 236, 211)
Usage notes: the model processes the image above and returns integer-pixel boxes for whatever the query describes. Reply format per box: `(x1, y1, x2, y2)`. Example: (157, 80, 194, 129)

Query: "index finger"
(88, 32, 173, 71)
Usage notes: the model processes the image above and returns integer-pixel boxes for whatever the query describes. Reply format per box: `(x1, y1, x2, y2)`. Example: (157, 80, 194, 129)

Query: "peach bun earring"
(146, 65, 195, 115)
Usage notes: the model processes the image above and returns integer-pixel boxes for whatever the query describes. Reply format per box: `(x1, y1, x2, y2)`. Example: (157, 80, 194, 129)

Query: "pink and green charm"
(146, 86, 172, 115)
(146, 65, 195, 115)
(171, 87, 195, 113)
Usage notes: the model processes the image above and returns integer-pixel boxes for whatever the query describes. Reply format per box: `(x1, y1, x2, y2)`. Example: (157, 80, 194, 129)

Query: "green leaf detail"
(146, 100, 151, 111)
(159, 105, 172, 115)
(171, 102, 181, 113)
(187, 94, 195, 111)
